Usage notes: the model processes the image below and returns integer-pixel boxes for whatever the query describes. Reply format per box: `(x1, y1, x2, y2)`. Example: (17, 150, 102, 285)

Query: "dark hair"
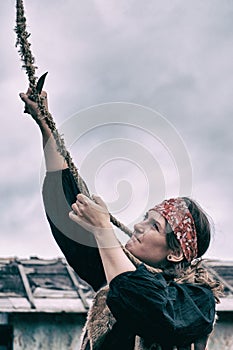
(162, 197, 211, 276)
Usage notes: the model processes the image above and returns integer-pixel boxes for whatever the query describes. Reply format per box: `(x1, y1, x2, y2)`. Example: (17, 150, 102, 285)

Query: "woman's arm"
(19, 89, 106, 290)
(19, 89, 68, 172)
(69, 194, 136, 283)
(42, 170, 106, 290)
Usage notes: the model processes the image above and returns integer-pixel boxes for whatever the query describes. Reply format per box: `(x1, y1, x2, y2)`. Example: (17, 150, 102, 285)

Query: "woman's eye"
(143, 214, 148, 220)
(152, 222, 159, 230)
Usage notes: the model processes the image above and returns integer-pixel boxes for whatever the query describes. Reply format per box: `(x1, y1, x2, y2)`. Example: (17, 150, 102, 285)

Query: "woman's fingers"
(76, 193, 88, 205)
(92, 195, 108, 209)
(76, 193, 107, 209)
(75, 195, 88, 216)
(70, 193, 110, 232)
(19, 92, 29, 103)
(71, 203, 83, 217)
(40, 90, 47, 101)
(19, 88, 49, 119)
(41, 90, 47, 98)
(19, 90, 47, 104)
(19, 92, 37, 116)
(76, 194, 108, 217)
(40, 91, 49, 109)
(69, 210, 97, 233)
(70, 203, 92, 229)
(69, 210, 83, 225)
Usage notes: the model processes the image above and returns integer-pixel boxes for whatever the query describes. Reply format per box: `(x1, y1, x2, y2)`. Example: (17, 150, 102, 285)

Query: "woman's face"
(125, 210, 171, 266)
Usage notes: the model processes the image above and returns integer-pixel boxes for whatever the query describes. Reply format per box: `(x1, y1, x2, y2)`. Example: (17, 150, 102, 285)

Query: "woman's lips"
(128, 234, 141, 244)
(135, 235, 141, 243)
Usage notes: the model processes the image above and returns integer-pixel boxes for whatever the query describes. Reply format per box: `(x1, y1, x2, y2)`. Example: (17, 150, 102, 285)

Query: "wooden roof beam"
(64, 263, 89, 310)
(18, 263, 36, 309)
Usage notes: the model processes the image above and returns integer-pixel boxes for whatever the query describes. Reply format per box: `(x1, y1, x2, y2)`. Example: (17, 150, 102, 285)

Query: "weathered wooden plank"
(65, 263, 89, 310)
(18, 264, 36, 309)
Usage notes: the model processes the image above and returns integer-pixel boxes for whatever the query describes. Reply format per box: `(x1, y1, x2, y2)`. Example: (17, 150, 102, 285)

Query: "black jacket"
(42, 169, 215, 349)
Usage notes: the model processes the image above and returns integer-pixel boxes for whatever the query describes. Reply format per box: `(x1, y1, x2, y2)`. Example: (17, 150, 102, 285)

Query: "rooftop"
(0, 258, 232, 313)
(0, 257, 94, 313)
(203, 260, 233, 311)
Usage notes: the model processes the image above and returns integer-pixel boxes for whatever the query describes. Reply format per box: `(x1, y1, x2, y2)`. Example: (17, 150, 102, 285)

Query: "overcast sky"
(0, 0, 233, 260)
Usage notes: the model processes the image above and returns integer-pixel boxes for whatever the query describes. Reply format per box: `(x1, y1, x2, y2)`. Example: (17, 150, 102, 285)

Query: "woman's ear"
(167, 250, 184, 263)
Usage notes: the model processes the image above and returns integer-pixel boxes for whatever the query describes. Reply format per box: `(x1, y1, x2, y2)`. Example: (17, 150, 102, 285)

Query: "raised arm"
(19, 89, 68, 172)
(19, 90, 106, 291)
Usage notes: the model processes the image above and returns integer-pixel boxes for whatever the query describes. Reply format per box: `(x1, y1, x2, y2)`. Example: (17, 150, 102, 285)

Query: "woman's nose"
(134, 222, 144, 234)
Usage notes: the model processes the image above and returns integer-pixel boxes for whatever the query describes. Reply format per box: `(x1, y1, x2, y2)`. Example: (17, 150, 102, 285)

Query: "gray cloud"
(1, 0, 233, 259)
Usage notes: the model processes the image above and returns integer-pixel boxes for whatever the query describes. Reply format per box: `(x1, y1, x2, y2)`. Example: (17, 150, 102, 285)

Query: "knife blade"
(36, 71, 48, 94)
(24, 72, 48, 113)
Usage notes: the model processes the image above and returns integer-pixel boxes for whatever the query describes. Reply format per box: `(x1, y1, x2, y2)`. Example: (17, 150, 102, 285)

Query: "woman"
(20, 90, 221, 350)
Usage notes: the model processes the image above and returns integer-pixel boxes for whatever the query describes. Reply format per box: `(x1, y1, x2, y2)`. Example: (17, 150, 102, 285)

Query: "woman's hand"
(69, 194, 112, 235)
(19, 88, 49, 123)
(70, 194, 136, 283)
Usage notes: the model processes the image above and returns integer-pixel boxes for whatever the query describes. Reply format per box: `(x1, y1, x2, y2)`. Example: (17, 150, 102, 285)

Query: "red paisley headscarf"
(152, 198, 198, 262)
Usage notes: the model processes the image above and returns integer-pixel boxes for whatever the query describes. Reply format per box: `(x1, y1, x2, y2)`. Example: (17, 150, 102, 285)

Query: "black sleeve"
(42, 168, 106, 291)
(107, 264, 216, 348)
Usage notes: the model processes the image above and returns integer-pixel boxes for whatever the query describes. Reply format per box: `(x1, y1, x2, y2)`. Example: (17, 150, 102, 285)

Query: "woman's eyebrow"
(148, 211, 162, 230)
(151, 219, 162, 231)
(155, 220, 162, 229)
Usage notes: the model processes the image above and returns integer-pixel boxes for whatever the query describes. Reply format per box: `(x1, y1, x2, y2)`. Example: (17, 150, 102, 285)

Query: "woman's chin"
(125, 241, 131, 250)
